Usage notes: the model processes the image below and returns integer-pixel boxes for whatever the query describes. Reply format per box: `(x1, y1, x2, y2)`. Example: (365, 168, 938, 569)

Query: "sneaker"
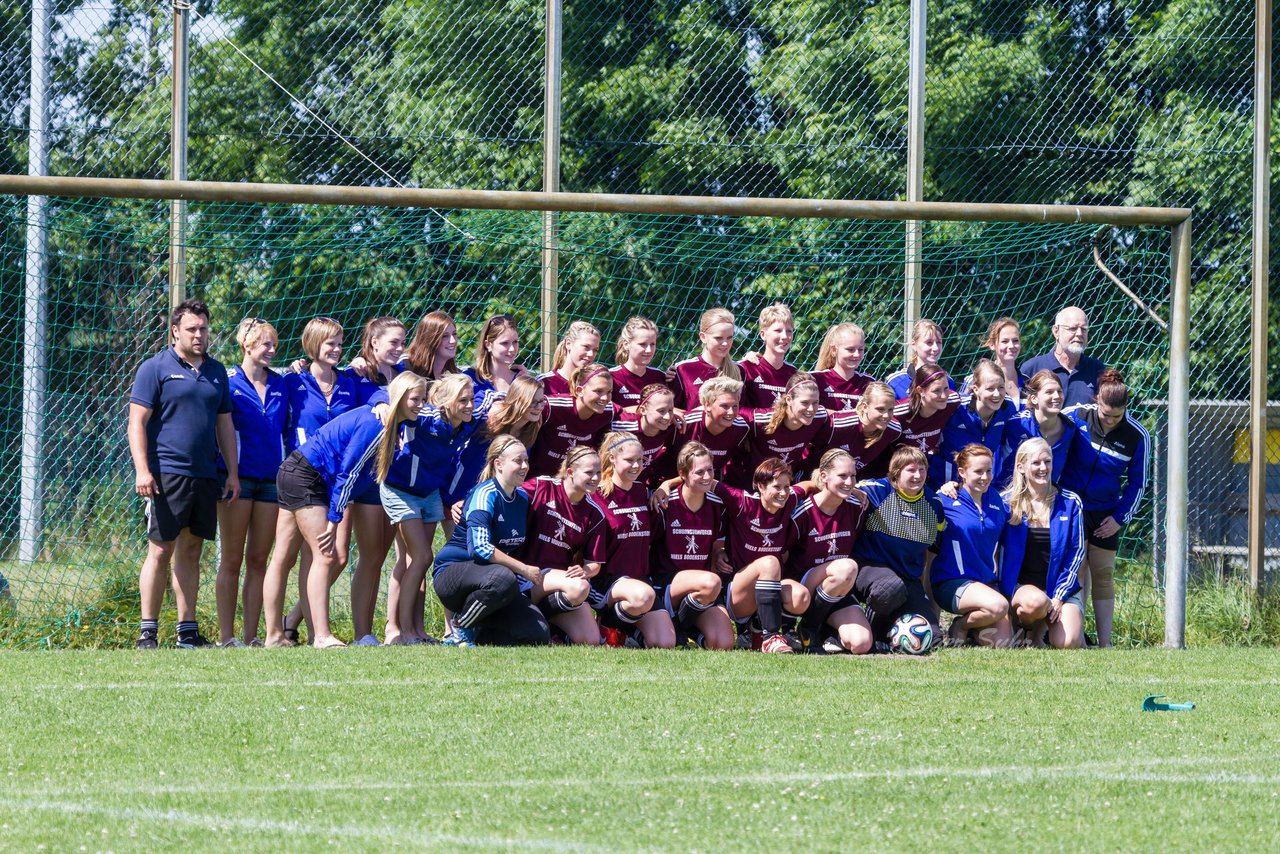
(219, 638, 248, 648)
(136, 632, 158, 650)
(353, 634, 381, 647)
(176, 634, 212, 649)
(760, 633, 794, 654)
(443, 626, 476, 647)
(821, 636, 847, 654)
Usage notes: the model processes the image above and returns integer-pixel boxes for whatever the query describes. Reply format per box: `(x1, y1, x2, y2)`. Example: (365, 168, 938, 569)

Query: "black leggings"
(433, 561, 550, 646)
(853, 565, 939, 640)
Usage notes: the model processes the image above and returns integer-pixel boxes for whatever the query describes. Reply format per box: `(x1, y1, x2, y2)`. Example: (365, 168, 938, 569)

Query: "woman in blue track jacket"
(997, 437, 1086, 649)
(1060, 369, 1149, 648)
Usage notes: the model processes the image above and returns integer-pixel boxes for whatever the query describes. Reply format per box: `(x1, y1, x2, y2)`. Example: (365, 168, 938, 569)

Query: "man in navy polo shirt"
(128, 299, 239, 649)
(1019, 306, 1106, 407)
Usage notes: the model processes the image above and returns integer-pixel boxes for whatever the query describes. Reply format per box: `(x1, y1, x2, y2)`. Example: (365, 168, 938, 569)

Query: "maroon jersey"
(593, 480, 652, 579)
(737, 407, 831, 480)
(611, 410, 677, 489)
(785, 490, 869, 580)
(678, 409, 749, 478)
(523, 477, 607, 569)
(536, 371, 572, 397)
(895, 391, 962, 454)
(814, 369, 876, 412)
(652, 487, 725, 581)
(665, 355, 720, 411)
(738, 358, 798, 408)
(714, 481, 805, 570)
(824, 412, 905, 479)
(609, 365, 667, 408)
(528, 396, 616, 478)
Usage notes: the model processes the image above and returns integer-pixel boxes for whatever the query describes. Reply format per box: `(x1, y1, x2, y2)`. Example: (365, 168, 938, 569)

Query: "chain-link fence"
(0, 0, 1273, 644)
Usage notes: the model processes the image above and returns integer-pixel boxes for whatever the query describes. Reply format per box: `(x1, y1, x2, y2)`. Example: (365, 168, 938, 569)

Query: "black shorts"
(1083, 509, 1121, 550)
(146, 472, 219, 542)
(276, 451, 329, 513)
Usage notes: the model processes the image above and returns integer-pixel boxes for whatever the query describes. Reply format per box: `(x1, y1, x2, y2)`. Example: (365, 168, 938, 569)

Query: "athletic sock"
(675, 594, 710, 632)
(614, 602, 641, 625)
(801, 587, 842, 637)
(139, 619, 158, 639)
(176, 620, 199, 642)
(754, 580, 783, 634)
(540, 591, 579, 617)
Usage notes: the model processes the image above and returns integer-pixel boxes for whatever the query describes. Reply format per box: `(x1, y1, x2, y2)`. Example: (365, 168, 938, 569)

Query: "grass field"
(2, 648, 1278, 851)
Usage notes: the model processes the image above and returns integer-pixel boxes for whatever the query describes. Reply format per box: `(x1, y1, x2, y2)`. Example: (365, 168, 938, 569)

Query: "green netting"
(0, 193, 1172, 647)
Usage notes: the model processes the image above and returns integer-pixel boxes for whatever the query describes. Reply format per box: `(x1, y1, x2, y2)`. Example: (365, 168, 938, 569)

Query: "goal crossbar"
(0, 174, 1193, 649)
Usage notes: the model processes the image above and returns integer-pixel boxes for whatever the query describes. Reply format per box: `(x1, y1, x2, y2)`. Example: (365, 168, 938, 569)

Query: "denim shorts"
(933, 577, 975, 614)
(218, 473, 279, 504)
(379, 483, 445, 525)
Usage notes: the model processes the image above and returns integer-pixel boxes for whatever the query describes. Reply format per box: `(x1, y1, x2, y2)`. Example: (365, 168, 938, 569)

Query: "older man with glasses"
(1019, 306, 1107, 408)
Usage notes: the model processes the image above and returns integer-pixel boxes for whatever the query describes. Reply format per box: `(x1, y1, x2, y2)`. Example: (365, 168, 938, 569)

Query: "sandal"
(282, 614, 300, 646)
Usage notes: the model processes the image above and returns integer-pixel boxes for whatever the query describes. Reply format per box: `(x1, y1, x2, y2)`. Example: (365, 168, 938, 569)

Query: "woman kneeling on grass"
(649, 442, 735, 650)
(432, 435, 550, 647)
(522, 445, 608, 645)
(997, 438, 1086, 649)
(933, 444, 1013, 647)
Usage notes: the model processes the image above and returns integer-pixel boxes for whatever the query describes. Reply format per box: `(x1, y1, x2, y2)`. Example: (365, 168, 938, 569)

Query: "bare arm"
(487, 547, 541, 583)
(215, 412, 241, 501)
(128, 403, 156, 497)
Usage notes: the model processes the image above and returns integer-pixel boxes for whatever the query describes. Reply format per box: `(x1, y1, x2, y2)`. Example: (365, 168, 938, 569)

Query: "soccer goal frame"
(0, 174, 1193, 648)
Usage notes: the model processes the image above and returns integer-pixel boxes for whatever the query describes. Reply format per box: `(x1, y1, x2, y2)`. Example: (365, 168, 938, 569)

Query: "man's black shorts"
(146, 472, 219, 542)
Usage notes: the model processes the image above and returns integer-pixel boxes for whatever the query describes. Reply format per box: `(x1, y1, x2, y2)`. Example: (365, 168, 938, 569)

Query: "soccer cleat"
(871, 640, 893, 655)
(782, 629, 804, 653)
(136, 633, 158, 650)
(821, 636, 847, 654)
(760, 633, 794, 654)
(176, 634, 212, 649)
(353, 634, 381, 647)
(600, 627, 626, 648)
(443, 626, 476, 647)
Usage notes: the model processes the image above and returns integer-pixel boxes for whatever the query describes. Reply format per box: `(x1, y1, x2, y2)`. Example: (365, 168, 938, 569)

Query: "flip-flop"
(282, 614, 299, 645)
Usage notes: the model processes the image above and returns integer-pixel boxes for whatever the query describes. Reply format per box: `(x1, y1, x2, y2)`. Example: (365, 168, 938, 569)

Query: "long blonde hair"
(375, 372, 430, 483)
(485, 374, 543, 447)
(614, 316, 658, 364)
(481, 434, 525, 483)
(598, 431, 642, 497)
(552, 320, 602, 372)
(1003, 437, 1057, 526)
(814, 322, 865, 372)
(906, 318, 944, 373)
(698, 307, 742, 382)
(427, 373, 473, 421)
(765, 371, 819, 435)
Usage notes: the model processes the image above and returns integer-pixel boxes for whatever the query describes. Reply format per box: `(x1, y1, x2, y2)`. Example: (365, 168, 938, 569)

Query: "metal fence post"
(1248, 0, 1272, 594)
(19, 0, 52, 564)
(1165, 217, 1193, 648)
(903, 0, 926, 363)
(540, 0, 562, 373)
(170, 0, 190, 311)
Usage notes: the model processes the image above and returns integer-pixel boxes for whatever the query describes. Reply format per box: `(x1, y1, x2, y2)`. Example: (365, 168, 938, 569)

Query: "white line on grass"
(15, 754, 1256, 799)
(0, 797, 609, 852)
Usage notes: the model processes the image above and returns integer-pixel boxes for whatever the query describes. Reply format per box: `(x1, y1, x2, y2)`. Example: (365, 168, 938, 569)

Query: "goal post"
(0, 174, 1191, 648)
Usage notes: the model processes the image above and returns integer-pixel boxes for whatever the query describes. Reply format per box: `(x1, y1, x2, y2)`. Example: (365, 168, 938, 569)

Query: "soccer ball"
(888, 614, 933, 655)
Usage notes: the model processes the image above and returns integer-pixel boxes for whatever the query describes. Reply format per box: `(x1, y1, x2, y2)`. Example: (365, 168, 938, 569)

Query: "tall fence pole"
(1248, 0, 1272, 593)
(540, 0, 562, 373)
(19, 0, 52, 564)
(1165, 217, 1192, 649)
(903, 0, 927, 362)
(169, 0, 190, 311)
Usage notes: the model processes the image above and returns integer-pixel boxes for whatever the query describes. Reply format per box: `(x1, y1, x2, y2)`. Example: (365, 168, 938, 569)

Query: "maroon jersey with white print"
(822, 412, 905, 479)
(737, 407, 831, 479)
(652, 487, 725, 581)
(593, 479, 652, 579)
(738, 358, 798, 408)
(665, 355, 721, 411)
(609, 365, 667, 408)
(523, 477, 607, 569)
(528, 395, 616, 478)
(714, 481, 804, 570)
(785, 491, 869, 580)
(676, 409, 749, 479)
(611, 410, 676, 489)
(895, 391, 962, 454)
(536, 371, 571, 397)
(814, 369, 876, 412)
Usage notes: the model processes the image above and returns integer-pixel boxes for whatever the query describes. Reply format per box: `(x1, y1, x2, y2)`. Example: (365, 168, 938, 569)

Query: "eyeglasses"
(1057, 324, 1089, 333)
